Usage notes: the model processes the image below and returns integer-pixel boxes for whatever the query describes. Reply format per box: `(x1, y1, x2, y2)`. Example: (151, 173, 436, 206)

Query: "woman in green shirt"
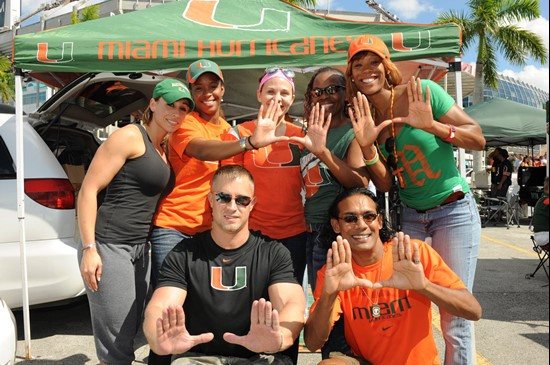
(345, 34, 485, 365)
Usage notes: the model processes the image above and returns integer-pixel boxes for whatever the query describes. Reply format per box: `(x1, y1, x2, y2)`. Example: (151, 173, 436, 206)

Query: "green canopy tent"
(13, 0, 460, 71)
(464, 98, 547, 147)
(10, 0, 463, 354)
(13, 0, 462, 119)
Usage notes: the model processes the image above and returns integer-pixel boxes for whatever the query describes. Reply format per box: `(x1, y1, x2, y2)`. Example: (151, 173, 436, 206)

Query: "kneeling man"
(304, 187, 482, 365)
(144, 165, 305, 364)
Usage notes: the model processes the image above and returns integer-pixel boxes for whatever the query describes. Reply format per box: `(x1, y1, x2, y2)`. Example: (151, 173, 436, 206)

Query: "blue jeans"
(305, 223, 329, 293)
(401, 192, 480, 365)
(149, 226, 192, 289)
(280, 232, 308, 286)
(305, 224, 350, 358)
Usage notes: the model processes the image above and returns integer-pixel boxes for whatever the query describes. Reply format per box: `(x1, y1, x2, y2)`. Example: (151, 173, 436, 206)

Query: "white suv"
(0, 72, 160, 309)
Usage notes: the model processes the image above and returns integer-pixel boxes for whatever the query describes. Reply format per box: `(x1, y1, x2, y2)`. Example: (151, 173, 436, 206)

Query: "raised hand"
(349, 91, 393, 148)
(289, 103, 331, 155)
(154, 305, 214, 354)
(250, 100, 290, 148)
(223, 298, 283, 353)
(373, 232, 427, 291)
(323, 236, 373, 296)
(392, 77, 434, 130)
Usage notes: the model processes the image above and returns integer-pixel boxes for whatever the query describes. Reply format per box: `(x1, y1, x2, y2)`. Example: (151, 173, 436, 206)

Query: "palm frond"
(496, 25, 547, 65)
(481, 39, 499, 89)
(285, 0, 316, 7)
(498, 0, 540, 23)
(435, 10, 474, 52)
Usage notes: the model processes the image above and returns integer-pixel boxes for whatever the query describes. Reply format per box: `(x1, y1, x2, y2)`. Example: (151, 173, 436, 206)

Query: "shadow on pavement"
(521, 332, 550, 349)
(14, 297, 92, 340)
(15, 354, 91, 364)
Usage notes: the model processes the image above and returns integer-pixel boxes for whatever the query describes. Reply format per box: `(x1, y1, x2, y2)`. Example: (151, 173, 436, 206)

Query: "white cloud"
(502, 65, 549, 92)
(316, 0, 332, 8)
(516, 17, 549, 60)
(21, 1, 48, 17)
(386, 0, 437, 20)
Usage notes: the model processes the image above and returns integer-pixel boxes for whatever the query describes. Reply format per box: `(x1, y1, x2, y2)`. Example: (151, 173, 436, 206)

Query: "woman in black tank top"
(77, 79, 194, 365)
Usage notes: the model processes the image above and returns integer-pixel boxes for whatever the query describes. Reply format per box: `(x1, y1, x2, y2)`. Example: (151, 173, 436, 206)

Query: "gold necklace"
(359, 247, 385, 318)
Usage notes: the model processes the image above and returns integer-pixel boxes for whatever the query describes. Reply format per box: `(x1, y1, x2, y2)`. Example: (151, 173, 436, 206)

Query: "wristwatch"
(442, 124, 456, 142)
(239, 137, 248, 151)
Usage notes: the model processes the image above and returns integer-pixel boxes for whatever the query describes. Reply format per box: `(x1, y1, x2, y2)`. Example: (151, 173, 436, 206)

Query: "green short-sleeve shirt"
(381, 80, 470, 211)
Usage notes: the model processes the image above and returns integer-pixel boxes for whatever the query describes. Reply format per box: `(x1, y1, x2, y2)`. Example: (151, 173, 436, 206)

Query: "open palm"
(290, 103, 330, 155)
(251, 100, 289, 148)
(373, 232, 427, 291)
(392, 77, 434, 131)
(154, 305, 214, 354)
(323, 236, 373, 296)
(349, 92, 393, 148)
(224, 299, 283, 353)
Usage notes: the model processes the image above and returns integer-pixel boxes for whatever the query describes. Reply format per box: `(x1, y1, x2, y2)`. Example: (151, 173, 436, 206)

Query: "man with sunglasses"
(144, 165, 305, 365)
(304, 187, 481, 365)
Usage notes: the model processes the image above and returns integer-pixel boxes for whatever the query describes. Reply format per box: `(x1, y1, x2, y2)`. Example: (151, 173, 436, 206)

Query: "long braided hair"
(303, 67, 346, 123)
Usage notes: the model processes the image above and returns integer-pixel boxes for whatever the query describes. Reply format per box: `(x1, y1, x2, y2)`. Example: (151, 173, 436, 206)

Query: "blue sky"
(319, 0, 549, 92)
(20, 0, 549, 91)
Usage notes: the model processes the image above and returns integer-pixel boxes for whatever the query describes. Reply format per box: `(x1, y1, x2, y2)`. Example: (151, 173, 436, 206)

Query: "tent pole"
(451, 58, 466, 177)
(15, 68, 33, 359)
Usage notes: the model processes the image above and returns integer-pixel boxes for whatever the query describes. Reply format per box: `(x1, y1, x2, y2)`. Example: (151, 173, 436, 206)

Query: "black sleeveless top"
(95, 124, 174, 245)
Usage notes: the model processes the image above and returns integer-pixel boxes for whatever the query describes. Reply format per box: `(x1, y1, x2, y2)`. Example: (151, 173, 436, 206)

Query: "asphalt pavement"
(13, 222, 549, 365)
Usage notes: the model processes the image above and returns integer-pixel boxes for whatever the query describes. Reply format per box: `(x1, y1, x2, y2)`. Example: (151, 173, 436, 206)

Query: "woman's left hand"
(392, 77, 435, 131)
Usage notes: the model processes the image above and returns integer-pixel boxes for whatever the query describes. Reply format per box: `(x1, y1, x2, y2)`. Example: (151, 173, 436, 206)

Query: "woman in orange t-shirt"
(222, 67, 308, 284)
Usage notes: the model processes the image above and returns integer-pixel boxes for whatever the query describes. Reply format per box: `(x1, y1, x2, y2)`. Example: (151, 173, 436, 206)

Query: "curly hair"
(320, 187, 396, 249)
(303, 67, 346, 122)
(345, 52, 402, 104)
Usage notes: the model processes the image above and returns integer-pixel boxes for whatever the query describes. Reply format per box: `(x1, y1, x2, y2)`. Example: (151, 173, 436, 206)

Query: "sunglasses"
(264, 67, 295, 79)
(312, 85, 345, 97)
(214, 191, 253, 207)
(338, 212, 379, 224)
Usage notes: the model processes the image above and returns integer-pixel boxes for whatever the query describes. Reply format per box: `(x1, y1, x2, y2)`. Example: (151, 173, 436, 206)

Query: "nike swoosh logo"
(222, 259, 232, 263)
(382, 326, 392, 331)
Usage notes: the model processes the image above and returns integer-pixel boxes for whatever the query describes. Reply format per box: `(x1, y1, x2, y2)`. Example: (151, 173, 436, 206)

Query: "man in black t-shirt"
(494, 148, 513, 197)
(144, 165, 306, 364)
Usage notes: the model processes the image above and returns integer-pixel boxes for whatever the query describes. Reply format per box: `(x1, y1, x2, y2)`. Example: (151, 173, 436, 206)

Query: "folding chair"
(525, 235, 549, 281)
(481, 186, 520, 229)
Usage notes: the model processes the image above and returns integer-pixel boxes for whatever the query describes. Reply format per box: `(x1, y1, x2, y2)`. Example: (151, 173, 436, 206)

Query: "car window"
(0, 137, 16, 179)
(71, 81, 147, 119)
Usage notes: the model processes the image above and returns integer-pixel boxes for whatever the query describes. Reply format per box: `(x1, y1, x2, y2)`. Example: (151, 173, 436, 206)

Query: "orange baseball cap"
(347, 34, 391, 62)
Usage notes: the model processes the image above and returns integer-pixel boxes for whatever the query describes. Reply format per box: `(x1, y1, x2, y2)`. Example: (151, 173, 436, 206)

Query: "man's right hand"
(323, 236, 373, 296)
(154, 305, 214, 355)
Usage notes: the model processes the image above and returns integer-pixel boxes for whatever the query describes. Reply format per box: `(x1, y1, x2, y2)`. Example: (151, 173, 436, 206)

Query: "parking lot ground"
(14, 223, 549, 365)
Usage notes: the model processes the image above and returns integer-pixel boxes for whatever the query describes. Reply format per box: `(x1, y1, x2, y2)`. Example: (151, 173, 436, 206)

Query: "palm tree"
(436, 0, 547, 171)
(436, 0, 547, 104)
(0, 55, 14, 103)
(286, 0, 317, 8)
(72, 5, 100, 24)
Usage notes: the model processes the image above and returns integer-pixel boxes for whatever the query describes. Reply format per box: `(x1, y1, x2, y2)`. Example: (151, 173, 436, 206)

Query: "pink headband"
(258, 70, 295, 92)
